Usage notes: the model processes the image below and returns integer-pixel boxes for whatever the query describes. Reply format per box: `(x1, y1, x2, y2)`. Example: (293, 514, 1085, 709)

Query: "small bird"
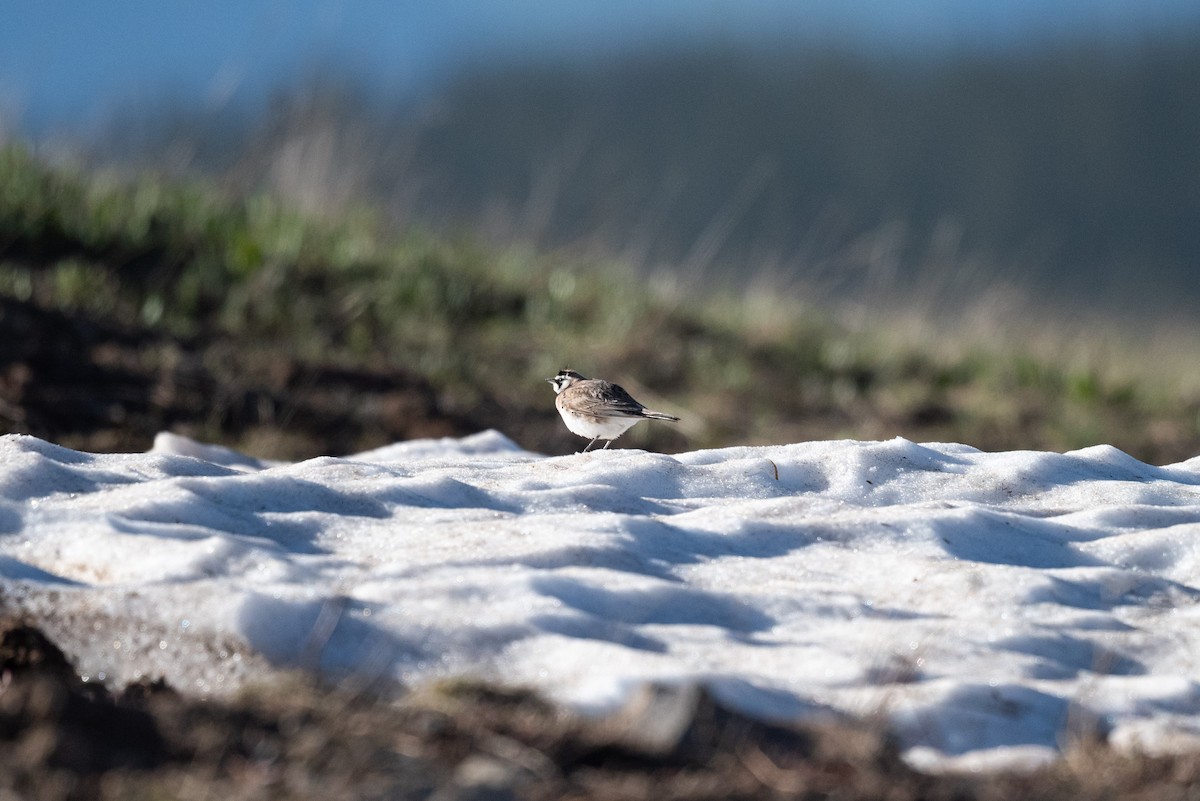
(547, 369, 680, 452)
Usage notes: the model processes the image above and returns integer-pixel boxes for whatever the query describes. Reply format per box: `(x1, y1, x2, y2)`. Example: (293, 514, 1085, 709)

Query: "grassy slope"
(1, 143, 1197, 462)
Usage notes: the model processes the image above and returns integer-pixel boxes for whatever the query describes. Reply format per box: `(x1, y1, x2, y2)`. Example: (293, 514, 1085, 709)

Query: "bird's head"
(547, 369, 586, 394)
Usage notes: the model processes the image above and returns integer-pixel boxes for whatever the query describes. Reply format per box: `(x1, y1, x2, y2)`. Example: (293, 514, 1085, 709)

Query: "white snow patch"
(2, 430, 1200, 771)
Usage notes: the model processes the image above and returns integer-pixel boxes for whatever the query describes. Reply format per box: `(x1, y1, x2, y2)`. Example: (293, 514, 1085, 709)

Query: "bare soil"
(0, 296, 473, 459)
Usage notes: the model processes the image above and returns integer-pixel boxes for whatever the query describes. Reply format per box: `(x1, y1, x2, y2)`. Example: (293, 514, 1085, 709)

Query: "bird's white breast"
(556, 408, 640, 440)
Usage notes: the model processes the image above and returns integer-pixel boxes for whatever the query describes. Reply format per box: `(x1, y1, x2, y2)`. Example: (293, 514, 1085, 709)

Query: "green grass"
(2, 142, 1198, 463)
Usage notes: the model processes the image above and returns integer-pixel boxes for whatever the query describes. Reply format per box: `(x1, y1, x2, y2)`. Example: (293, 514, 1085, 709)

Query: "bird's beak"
(546, 378, 555, 384)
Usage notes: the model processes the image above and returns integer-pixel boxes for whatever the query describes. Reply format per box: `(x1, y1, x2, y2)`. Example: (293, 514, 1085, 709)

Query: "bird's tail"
(641, 410, 680, 422)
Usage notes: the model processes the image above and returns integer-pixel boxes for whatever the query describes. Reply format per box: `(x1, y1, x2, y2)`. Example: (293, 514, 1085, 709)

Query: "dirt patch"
(0, 295, 680, 459)
(0, 296, 472, 458)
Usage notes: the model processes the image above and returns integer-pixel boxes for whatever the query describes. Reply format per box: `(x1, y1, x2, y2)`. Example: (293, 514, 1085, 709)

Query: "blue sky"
(3, 0, 1199, 136)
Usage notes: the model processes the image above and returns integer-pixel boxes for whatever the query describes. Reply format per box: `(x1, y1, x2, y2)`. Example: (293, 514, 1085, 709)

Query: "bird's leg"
(602, 440, 612, 450)
(582, 437, 600, 453)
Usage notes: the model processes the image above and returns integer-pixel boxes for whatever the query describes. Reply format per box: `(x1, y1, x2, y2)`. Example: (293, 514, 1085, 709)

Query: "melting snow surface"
(3, 430, 1200, 771)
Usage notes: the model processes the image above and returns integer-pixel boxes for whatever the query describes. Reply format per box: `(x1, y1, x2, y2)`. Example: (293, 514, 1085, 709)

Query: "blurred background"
(2, 0, 1199, 460)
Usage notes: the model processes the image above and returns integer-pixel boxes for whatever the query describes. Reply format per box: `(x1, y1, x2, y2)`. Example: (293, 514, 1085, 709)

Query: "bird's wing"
(571, 382, 648, 418)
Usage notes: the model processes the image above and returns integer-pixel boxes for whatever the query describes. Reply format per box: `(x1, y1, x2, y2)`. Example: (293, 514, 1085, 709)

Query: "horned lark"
(547, 369, 680, 452)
